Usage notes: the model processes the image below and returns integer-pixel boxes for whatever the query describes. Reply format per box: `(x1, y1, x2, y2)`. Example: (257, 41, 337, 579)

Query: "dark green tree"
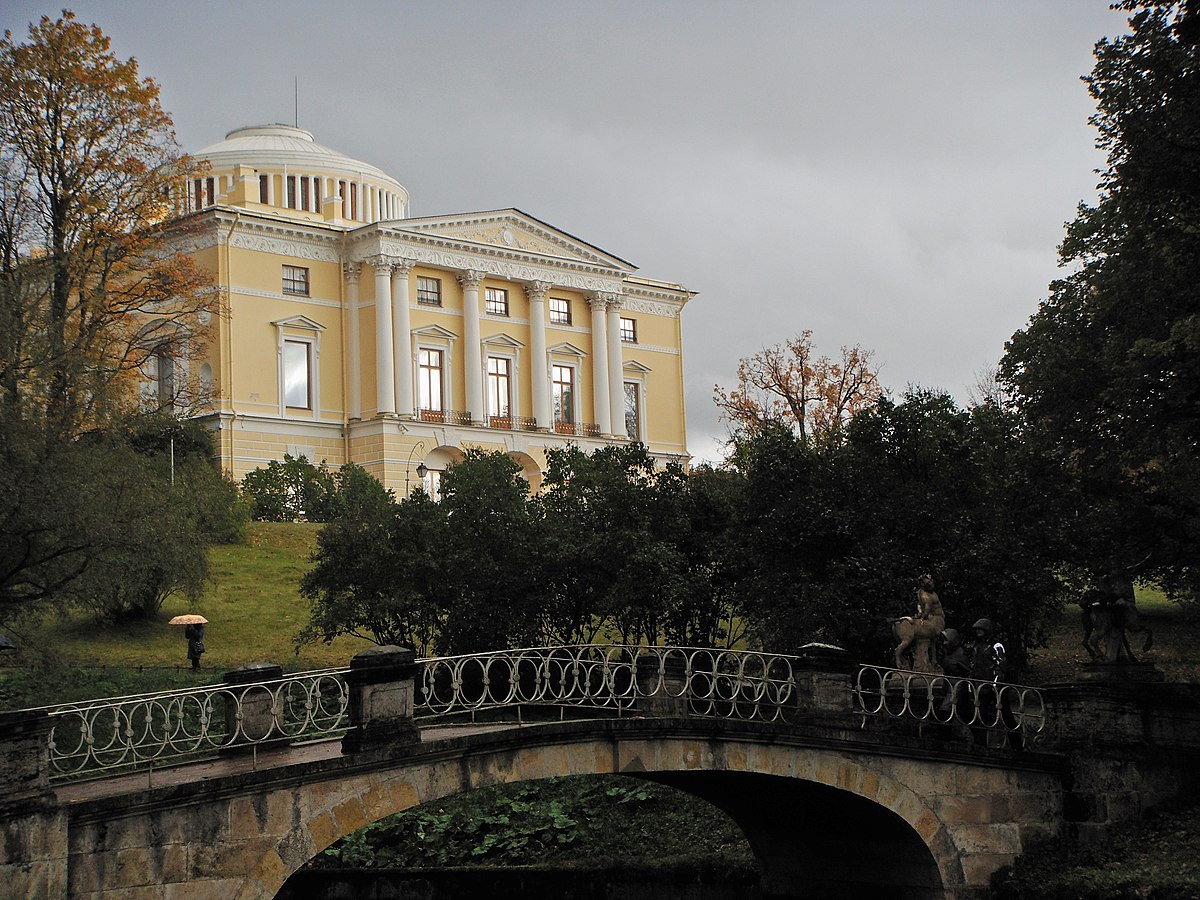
(240, 454, 335, 522)
(436, 449, 544, 653)
(1001, 1, 1200, 597)
(300, 486, 445, 655)
(736, 393, 1065, 668)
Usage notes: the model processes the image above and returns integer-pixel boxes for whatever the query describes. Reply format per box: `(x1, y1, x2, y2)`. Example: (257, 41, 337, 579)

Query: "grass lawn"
(2, 524, 372, 698)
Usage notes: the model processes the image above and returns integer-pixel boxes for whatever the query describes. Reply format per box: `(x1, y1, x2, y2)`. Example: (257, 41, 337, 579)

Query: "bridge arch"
(238, 726, 975, 900)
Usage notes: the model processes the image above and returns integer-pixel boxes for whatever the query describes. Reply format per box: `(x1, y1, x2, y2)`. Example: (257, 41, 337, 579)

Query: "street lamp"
(405, 441, 428, 494)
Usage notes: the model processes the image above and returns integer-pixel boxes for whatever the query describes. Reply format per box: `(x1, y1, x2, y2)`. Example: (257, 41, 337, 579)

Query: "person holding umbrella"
(169, 615, 208, 670)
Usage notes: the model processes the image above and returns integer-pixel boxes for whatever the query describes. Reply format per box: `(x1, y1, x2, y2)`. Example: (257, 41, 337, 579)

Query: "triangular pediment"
(482, 332, 525, 349)
(548, 341, 586, 358)
(623, 360, 653, 374)
(392, 209, 635, 271)
(272, 315, 325, 331)
(413, 324, 457, 340)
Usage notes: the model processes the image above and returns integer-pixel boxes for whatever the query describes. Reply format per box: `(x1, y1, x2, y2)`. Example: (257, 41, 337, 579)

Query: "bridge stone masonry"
(2, 644, 1200, 900)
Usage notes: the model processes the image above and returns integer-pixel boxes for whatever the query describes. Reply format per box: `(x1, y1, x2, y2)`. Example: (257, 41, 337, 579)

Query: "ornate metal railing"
(45, 667, 350, 781)
(854, 665, 1045, 741)
(41, 648, 1047, 783)
(417, 644, 802, 723)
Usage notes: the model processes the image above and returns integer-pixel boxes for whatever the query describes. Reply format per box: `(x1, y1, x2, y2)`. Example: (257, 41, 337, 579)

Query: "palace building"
(179, 124, 694, 494)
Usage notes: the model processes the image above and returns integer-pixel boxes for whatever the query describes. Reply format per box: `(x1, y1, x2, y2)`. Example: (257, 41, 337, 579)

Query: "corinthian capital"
(343, 262, 361, 283)
(525, 280, 551, 302)
(457, 269, 484, 289)
(392, 257, 416, 277)
(606, 292, 625, 311)
(364, 254, 396, 273)
(587, 291, 616, 311)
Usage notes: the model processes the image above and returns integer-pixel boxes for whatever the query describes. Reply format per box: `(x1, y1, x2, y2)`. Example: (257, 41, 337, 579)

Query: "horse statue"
(1080, 571, 1153, 664)
(893, 574, 946, 672)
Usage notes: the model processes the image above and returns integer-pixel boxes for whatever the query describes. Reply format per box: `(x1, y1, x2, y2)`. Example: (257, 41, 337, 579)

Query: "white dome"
(194, 123, 407, 199)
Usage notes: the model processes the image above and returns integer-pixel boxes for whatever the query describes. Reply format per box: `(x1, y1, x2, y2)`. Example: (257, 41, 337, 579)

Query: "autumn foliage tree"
(714, 330, 881, 444)
(0, 13, 224, 626)
(0, 11, 217, 434)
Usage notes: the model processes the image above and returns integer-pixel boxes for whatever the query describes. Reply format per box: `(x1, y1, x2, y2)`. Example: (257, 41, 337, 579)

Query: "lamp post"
(405, 441, 428, 495)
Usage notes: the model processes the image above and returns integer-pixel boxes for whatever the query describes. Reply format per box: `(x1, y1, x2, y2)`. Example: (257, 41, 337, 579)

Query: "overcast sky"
(4, 1, 1131, 462)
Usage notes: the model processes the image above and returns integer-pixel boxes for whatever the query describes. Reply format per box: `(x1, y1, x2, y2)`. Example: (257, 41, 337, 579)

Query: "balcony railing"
(486, 415, 539, 431)
(419, 408, 471, 425)
(553, 421, 601, 437)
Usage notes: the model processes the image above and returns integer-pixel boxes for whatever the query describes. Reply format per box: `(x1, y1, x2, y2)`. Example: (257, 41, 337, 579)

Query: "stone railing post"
(635, 655, 690, 717)
(342, 646, 421, 753)
(0, 709, 52, 800)
(793, 643, 855, 713)
(0, 710, 66, 898)
(222, 662, 288, 755)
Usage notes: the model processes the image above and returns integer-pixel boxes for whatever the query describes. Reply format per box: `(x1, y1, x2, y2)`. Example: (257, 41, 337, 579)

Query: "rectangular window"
(620, 317, 637, 343)
(417, 276, 442, 306)
(419, 348, 444, 412)
(552, 364, 575, 428)
(300, 176, 310, 211)
(487, 357, 511, 420)
(156, 349, 175, 408)
(286, 175, 297, 209)
(312, 177, 321, 213)
(549, 297, 571, 325)
(624, 382, 641, 441)
(350, 182, 358, 220)
(206, 177, 215, 206)
(283, 340, 311, 408)
(485, 287, 509, 316)
(282, 265, 310, 296)
(340, 180, 349, 218)
(259, 174, 269, 204)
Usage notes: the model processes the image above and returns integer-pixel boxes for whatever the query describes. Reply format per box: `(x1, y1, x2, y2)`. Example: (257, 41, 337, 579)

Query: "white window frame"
(485, 286, 509, 317)
(549, 296, 571, 325)
(273, 315, 324, 418)
(412, 325, 458, 421)
(622, 362, 651, 443)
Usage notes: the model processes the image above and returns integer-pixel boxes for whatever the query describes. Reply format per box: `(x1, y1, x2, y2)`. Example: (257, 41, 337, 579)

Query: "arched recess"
(507, 450, 542, 492)
(245, 734, 963, 900)
(420, 443, 463, 500)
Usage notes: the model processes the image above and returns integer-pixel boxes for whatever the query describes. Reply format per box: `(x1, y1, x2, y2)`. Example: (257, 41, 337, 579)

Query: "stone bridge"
(3, 644, 1199, 900)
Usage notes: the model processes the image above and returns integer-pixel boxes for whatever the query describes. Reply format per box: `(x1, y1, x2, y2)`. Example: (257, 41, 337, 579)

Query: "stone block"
(936, 795, 993, 826)
(959, 852, 1016, 888)
(950, 823, 1021, 856)
(332, 796, 366, 835)
(385, 779, 419, 813)
(306, 812, 338, 854)
(361, 782, 391, 822)
(115, 847, 154, 888)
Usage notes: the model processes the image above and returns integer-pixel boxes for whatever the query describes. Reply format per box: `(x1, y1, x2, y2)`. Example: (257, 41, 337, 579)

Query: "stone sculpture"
(892, 574, 946, 672)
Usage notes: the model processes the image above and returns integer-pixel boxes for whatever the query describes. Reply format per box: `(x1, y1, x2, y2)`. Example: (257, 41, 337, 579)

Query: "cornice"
(351, 231, 629, 295)
(396, 210, 633, 269)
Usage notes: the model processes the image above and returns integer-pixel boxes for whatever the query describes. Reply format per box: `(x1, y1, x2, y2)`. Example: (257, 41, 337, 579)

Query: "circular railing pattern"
(43, 649, 1045, 782)
(46, 668, 349, 780)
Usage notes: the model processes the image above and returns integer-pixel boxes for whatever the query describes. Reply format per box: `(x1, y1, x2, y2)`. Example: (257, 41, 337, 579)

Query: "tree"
(426, 450, 545, 653)
(300, 485, 445, 656)
(1000, 1, 1200, 597)
(714, 330, 881, 445)
(0, 14, 221, 624)
(0, 12, 216, 434)
(734, 392, 1065, 668)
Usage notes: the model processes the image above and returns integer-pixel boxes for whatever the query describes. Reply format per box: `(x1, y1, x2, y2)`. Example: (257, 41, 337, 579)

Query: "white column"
(606, 296, 626, 438)
(344, 263, 362, 419)
(367, 255, 396, 415)
(526, 281, 551, 430)
(588, 294, 611, 436)
(392, 259, 415, 418)
(459, 270, 485, 424)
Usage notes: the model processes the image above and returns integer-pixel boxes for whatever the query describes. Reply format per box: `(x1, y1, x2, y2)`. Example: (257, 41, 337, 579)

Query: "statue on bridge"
(892, 574, 946, 672)
(1080, 570, 1153, 664)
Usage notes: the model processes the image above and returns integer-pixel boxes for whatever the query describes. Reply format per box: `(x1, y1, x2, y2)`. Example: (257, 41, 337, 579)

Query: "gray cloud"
(2, 0, 1128, 463)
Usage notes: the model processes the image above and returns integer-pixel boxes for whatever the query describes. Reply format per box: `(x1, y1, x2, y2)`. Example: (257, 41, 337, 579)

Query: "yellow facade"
(177, 124, 693, 493)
